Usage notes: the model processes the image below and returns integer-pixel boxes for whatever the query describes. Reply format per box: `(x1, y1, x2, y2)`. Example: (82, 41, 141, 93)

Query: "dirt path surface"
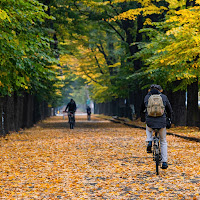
(0, 115, 200, 199)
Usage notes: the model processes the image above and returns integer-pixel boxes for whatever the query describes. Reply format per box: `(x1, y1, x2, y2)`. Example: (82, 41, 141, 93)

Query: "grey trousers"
(146, 125, 168, 162)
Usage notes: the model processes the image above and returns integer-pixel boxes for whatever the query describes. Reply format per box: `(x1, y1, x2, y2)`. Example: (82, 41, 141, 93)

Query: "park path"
(0, 115, 200, 199)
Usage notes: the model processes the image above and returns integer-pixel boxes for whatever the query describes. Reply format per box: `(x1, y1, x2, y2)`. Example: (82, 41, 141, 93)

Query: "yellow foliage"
(111, 4, 167, 21)
(55, 89, 62, 96)
(0, 9, 10, 22)
(192, 63, 198, 69)
(108, 62, 121, 68)
(166, 27, 182, 37)
(0, 72, 7, 77)
(0, 81, 4, 87)
(112, 0, 133, 4)
(50, 65, 62, 70)
(111, 8, 141, 21)
(25, 76, 30, 82)
(144, 18, 152, 25)
(166, 0, 186, 9)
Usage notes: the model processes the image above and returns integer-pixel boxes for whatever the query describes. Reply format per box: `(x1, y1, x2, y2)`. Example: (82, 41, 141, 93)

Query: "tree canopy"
(1, 0, 199, 106)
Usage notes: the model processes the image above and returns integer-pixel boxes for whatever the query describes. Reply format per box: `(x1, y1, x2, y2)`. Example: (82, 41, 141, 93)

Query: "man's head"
(150, 84, 156, 90)
(149, 84, 163, 92)
(155, 85, 163, 92)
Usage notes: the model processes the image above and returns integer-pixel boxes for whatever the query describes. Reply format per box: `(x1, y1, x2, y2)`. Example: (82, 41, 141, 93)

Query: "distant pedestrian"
(86, 106, 91, 120)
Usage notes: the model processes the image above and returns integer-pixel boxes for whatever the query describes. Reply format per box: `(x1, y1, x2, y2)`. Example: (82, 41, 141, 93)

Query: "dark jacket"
(65, 101, 77, 112)
(140, 89, 173, 129)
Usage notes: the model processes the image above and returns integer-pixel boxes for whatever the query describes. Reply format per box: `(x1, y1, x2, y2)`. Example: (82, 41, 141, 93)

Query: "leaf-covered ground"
(98, 115, 200, 140)
(0, 115, 200, 199)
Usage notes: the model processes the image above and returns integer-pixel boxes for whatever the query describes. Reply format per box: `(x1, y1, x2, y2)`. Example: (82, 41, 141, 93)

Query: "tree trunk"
(33, 96, 41, 124)
(4, 95, 15, 133)
(186, 0, 195, 7)
(18, 94, 24, 129)
(129, 88, 147, 119)
(0, 97, 4, 135)
(111, 100, 117, 116)
(165, 89, 186, 126)
(44, 101, 50, 118)
(22, 92, 33, 128)
(94, 102, 99, 114)
(22, 93, 28, 128)
(187, 80, 199, 126)
(14, 93, 21, 132)
(28, 94, 34, 127)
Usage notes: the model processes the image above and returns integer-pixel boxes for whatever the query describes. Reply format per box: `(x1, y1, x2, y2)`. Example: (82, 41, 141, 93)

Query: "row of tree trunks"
(94, 86, 199, 127)
(129, 88, 148, 119)
(166, 80, 199, 127)
(0, 93, 52, 136)
(94, 98, 133, 120)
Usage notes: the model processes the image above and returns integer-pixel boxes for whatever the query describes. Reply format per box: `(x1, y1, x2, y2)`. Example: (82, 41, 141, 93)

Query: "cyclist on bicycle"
(65, 99, 77, 122)
(141, 84, 173, 169)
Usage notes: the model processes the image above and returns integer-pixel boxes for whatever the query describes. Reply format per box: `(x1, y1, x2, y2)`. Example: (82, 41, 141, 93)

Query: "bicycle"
(152, 128, 161, 175)
(68, 111, 75, 129)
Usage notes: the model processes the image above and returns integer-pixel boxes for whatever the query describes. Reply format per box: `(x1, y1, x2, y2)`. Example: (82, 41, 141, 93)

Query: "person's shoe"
(147, 141, 152, 153)
(162, 162, 168, 169)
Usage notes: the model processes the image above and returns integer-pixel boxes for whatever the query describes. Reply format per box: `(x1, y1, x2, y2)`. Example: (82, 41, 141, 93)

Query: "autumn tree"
(53, 0, 148, 106)
(110, 0, 199, 125)
(0, 0, 62, 132)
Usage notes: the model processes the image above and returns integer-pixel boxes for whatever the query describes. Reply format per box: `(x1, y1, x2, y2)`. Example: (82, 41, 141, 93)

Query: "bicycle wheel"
(155, 153, 159, 175)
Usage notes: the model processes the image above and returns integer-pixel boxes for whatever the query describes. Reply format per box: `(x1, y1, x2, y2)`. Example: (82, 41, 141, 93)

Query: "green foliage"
(0, 0, 60, 104)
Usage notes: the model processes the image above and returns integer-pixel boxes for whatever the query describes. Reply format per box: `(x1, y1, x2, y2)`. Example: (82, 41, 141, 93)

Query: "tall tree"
(0, 0, 60, 104)
(118, 0, 200, 125)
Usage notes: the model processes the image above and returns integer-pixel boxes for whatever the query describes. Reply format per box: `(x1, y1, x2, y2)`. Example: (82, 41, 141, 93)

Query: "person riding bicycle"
(141, 84, 173, 169)
(65, 99, 77, 122)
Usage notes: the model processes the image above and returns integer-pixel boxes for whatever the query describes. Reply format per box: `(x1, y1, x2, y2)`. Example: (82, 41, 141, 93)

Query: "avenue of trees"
(55, 0, 200, 126)
(0, 0, 200, 135)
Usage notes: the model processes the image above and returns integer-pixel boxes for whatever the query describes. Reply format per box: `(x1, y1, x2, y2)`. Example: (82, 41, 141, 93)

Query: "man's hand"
(166, 118, 171, 129)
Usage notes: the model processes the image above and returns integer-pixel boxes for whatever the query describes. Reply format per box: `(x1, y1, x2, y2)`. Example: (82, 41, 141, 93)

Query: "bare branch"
(91, 48, 105, 74)
(103, 19, 125, 41)
(82, 69, 104, 86)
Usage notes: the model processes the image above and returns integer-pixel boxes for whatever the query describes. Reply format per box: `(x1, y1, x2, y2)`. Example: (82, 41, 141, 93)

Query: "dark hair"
(154, 85, 162, 91)
(150, 84, 156, 89)
(150, 84, 162, 91)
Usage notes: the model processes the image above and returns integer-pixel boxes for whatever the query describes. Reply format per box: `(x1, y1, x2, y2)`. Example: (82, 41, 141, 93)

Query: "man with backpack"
(141, 84, 173, 169)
